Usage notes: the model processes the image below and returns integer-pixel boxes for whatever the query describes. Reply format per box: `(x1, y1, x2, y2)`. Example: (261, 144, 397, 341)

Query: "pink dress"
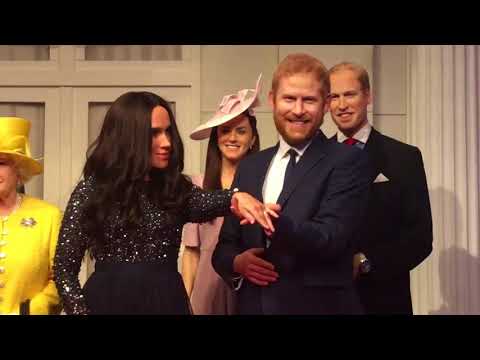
(182, 175, 236, 315)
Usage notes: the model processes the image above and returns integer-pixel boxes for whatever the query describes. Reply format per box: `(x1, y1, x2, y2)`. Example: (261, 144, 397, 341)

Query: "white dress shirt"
(336, 121, 372, 149)
(262, 135, 313, 204)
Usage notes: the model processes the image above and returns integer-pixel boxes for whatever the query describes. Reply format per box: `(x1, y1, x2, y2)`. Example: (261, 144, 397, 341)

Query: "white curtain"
(84, 45, 182, 61)
(408, 45, 480, 314)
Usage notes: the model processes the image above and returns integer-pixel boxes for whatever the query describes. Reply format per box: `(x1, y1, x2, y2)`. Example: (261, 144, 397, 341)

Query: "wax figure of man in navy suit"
(328, 62, 433, 314)
(212, 53, 372, 314)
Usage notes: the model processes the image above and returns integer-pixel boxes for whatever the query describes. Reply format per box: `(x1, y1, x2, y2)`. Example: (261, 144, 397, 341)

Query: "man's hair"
(328, 62, 371, 92)
(271, 53, 329, 98)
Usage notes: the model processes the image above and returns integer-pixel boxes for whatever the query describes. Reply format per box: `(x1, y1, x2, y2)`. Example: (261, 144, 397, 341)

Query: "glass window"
(0, 46, 49, 61)
(84, 46, 182, 61)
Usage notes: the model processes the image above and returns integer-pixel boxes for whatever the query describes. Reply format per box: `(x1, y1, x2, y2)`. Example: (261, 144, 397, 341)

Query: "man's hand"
(353, 252, 365, 280)
(262, 203, 281, 237)
(233, 248, 279, 286)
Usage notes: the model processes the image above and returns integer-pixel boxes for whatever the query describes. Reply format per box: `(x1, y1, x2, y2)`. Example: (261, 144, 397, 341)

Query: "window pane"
(0, 46, 49, 61)
(88, 102, 110, 147)
(84, 45, 182, 61)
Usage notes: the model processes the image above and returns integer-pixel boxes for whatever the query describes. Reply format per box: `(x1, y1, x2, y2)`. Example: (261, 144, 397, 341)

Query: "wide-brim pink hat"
(190, 74, 262, 140)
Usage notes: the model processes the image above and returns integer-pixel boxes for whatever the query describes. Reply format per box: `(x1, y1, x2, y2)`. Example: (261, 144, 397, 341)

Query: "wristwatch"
(359, 254, 371, 274)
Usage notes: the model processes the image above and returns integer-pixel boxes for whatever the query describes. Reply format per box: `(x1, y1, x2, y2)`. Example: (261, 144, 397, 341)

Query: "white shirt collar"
(337, 121, 372, 144)
(278, 134, 313, 159)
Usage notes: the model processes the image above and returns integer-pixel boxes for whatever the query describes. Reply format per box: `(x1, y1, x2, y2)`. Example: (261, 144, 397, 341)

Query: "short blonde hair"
(328, 62, 370, 92)
(14, 159, 32, 184)
(272, 53, 329, 98)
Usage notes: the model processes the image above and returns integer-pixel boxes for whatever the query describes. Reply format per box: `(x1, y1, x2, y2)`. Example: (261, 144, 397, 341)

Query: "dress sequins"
(53, 177, 233, 315)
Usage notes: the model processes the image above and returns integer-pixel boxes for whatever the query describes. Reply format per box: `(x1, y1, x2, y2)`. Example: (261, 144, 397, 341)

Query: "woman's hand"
(230, 192, 281, 233)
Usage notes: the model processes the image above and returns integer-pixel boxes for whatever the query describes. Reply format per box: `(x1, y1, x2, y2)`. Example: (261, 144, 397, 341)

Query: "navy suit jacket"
(340, 128, 433, 314)
(212, 131, 372, 314)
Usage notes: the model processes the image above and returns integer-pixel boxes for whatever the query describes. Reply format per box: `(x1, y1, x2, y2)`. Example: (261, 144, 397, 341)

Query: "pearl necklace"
(0, 193, 23, 220)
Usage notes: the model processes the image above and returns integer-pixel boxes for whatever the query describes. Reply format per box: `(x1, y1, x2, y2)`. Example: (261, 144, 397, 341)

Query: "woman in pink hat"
(182, 75, 262, 315)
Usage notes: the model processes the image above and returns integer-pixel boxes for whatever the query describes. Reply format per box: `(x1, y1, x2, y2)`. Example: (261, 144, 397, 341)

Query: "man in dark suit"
(328, 62, 433, 314)
(212, 53, 371, 314)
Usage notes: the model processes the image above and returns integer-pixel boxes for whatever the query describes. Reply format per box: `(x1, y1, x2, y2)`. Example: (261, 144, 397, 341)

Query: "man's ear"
(323, 92, 331, 113)
(268, 90, 275, 110)
(366, 89, 372, 106)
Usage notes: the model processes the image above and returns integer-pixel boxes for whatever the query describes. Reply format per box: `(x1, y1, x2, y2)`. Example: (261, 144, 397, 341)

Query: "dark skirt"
(83, 261, 191, 315)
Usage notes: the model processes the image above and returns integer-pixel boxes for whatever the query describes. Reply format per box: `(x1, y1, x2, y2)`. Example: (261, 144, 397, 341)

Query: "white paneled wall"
(373, 45, 407, 141)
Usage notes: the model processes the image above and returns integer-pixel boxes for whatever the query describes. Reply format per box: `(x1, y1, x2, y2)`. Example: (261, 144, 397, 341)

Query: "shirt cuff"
(232, 275, 244, 291)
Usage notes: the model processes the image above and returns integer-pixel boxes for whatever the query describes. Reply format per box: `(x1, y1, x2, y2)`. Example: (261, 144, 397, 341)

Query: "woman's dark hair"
(82, 91, 191, 244)
(203, 111, 260, 191)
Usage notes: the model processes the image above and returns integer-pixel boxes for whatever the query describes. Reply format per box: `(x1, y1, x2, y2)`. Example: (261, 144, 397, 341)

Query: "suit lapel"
(364, 128, 386, 180)
(250, 145, 278, 202)
(277, 132, 327, 207)
(246, 145, 278, 248)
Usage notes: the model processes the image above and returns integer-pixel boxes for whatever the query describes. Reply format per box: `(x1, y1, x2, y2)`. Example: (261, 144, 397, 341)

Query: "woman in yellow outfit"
(0, 117, 61, 315)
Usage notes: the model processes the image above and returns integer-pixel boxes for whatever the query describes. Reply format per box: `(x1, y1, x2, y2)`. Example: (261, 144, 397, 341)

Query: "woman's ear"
(249, 135, 256, 150)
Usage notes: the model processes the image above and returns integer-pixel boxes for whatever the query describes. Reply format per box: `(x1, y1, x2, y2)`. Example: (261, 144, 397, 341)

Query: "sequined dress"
(53, 177, 233, 315)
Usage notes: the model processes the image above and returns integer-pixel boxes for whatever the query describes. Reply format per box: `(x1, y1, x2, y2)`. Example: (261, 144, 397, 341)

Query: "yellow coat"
(0, 195, 62, 315)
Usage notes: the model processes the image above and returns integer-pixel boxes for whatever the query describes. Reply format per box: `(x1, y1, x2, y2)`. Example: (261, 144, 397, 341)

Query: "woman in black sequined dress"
(53, 92, 278, 315)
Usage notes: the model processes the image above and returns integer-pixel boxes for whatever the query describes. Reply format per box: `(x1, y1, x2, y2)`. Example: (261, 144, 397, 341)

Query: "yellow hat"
(0, 117, 42, 179)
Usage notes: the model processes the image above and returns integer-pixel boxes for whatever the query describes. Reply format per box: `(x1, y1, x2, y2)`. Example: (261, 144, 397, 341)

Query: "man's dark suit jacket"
(212, 131, 371, 314)
(340, 128, 433, 314)
(344, 129, 433, 314)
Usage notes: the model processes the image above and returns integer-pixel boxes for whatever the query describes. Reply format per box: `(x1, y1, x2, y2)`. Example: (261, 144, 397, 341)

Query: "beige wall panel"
(201, 45, 278, 112)
(373, 45, 407, 115)
(373, 114, 406, 142)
